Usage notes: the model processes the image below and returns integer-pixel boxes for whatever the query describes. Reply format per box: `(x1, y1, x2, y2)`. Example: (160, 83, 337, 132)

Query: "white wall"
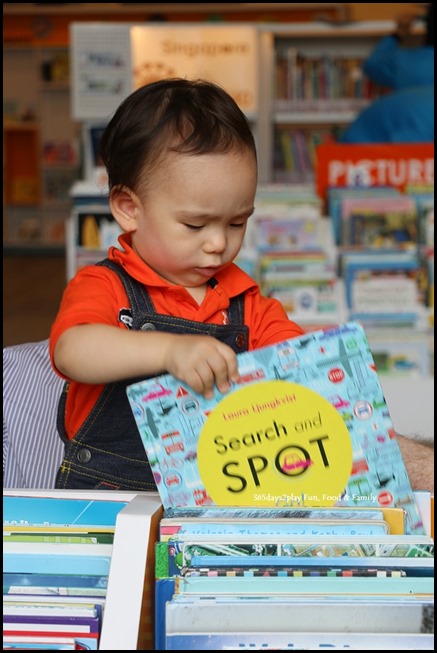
(380, 377, 434, 444)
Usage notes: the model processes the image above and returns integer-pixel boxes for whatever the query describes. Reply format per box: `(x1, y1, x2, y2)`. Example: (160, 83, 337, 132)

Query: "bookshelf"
(3, 489, 433, 650)
(3, 45, 81, 252)
(256, 20, 424, 184)
(3, 489, 163, 651)
(4, 19, 424, 250)
(66, 19, 425, 187)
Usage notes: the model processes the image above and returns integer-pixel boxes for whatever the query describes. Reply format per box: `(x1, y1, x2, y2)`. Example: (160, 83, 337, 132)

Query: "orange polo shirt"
(50, 233, 304, 439)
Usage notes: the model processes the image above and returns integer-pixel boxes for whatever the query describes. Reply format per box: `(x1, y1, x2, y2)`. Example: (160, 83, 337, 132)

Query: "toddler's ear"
(109, 189, 140, 233)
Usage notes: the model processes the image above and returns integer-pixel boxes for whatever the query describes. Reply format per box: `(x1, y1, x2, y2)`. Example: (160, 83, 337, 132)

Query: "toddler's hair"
(99, 77, 257, 195)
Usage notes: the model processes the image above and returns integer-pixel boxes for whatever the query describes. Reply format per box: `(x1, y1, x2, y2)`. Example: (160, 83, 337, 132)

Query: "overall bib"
(55, 259, 249, 491)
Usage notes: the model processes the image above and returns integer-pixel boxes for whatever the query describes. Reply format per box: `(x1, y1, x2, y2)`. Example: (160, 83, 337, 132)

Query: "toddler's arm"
(54, 324, 239, 399)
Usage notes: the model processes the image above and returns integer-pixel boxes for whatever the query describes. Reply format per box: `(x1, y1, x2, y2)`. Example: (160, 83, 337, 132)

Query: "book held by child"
(127, 321, 424, 535)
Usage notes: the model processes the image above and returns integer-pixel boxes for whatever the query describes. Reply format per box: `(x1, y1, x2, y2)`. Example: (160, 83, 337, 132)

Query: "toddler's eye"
(184, 224, 203, 231)
(230, 223, 245, 229)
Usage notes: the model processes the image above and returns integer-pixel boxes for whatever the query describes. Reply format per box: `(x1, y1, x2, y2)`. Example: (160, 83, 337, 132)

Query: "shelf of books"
(4, 491, 434, 649)
(3, 490, 162, 650)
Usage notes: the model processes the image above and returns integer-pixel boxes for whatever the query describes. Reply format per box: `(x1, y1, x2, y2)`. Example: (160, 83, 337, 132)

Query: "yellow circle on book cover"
(197, 380, 353, 506)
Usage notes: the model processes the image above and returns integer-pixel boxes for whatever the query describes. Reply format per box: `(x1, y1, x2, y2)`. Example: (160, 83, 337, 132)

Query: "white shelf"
(3, 489, 163, 651)
(274, 111, 359, 124)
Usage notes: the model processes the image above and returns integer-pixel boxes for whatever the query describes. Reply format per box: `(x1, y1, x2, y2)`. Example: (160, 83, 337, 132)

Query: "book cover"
(3, 542, 113, 558)
(155, 577, 177, 650)
(3, 593, 107, 605)
(126, 321, 424, 534)
(165, 596, 434, 635)
(340, 196, 417, 248)
(256, 215, 321, 252)
(173, 574, 434, 597)
(3, 497, 128, 530)
(158, 536, 433, 577)
(162, 505, 406, 535)
(4, 532, 114, 544)
(3, 553, 112, 577)
(182, 559, 433, 576)
(342, 251, 422, 313)
(3, 572, 109, 593)
(165, 632, 434, 651)
(163, 505, 387, 519)
(157, 547, 433, 576)
(3, 635, 79, 650)
(3, 600, 101, 618)
(159, 518, 389, 541)
(327, 186, 401, 244)
(3, 617, 100, 650)
(3, 614, 100, 637)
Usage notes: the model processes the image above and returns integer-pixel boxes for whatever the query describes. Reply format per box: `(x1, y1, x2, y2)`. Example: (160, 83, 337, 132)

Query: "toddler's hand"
(163, 334, 240, 399)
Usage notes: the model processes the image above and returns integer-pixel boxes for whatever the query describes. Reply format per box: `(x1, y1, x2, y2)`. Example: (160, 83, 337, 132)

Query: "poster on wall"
(70, 23, 133, 121)
(130, 25, 258, 116)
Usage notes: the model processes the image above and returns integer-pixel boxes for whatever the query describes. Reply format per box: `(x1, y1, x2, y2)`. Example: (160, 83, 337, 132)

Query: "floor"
(3, 254, 68, 348)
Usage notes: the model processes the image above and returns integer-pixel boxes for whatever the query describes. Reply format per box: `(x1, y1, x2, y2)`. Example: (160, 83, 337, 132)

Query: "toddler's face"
(131, 149, 257, 292)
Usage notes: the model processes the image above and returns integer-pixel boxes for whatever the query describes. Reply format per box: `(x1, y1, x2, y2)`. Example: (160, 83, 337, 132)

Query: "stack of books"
(328, 186, 431, 328)
(3, 490, 163, 650)
(242, 185, 343, 329)
(155, 503, 434, 650)
(3, 494, 133, 650)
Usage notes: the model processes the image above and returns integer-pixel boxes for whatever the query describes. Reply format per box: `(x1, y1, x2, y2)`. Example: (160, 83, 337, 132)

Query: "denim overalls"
(55, 259, 249, 491)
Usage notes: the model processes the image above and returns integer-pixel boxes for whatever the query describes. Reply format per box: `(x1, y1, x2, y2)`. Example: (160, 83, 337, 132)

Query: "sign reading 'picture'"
(316, 143, 434, 202)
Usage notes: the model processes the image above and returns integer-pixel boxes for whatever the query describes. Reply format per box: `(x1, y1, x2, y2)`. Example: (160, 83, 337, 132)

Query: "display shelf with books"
(256, 19, 425, 184)
(4, 17, 427, 252)
(3, 490, 162, 651)
(3, 45, 81, 251)
(67, 19, 425, 188)
(317, 144, 434, 383)
(154, 499, 434, 649)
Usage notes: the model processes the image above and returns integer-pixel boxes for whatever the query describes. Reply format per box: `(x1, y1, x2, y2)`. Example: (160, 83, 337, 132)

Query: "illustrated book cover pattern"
(126, 321, 424, 534)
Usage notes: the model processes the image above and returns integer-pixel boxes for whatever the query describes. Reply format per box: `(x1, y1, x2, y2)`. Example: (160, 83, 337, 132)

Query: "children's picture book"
(340, 196, 417, 249)
(341, 252, 423, 323)
(3, 496, 128, 530)
(173, 573, 434, 597)
(3, 552, 112, 577)
(3, 600, 101, 618)
(165, 632, 435, 651)
(165, 596, 434, 636)
(126, 321, 424, 534)
(165, 535, 433, 567)
(159, 518, 390, 541)
(3, 572, 109, 593)
(155, 538, 434, 579)
(164, 505, 386, 519)
(179, 566, 410, 578)
(327, 186, 401, 245)
(162, 505, 407, 537)
(3, 635, 80, 650)
(4, 532, 114, 544)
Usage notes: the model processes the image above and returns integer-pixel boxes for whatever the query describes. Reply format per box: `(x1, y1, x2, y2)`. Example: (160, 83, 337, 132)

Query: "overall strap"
(96, 258, 155, 322)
